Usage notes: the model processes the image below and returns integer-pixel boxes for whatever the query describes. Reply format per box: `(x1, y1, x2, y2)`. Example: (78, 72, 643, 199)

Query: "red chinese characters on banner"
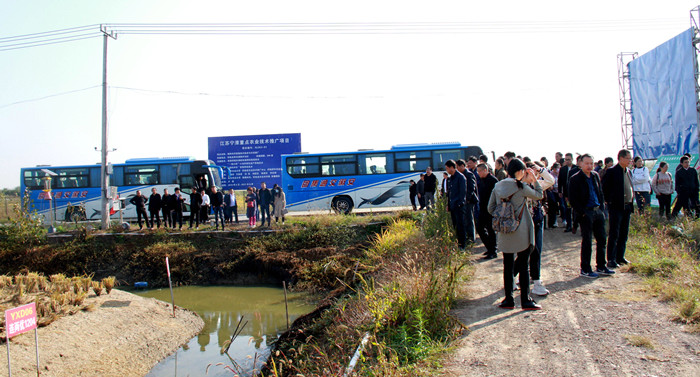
(38, 191, 90, 200)
(300, 179, 356, 189)
(5, 302, 37, 338)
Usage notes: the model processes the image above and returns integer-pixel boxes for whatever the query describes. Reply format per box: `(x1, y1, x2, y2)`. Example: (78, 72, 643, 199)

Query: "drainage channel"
(137, 286, 316, 377)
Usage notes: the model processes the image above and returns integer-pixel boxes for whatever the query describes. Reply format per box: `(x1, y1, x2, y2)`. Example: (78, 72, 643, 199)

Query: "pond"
(137, 286, 316, 377)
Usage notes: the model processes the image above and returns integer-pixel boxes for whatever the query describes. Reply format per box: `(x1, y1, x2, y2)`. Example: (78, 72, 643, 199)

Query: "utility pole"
(100, 25, 117, 230)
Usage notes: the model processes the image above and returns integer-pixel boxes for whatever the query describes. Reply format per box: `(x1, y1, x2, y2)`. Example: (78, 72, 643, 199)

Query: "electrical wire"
(0, 19, 689, 52)
(0, 35, 103, 52)
(0, 24, 99, 42)
(0, 85, 101, 110)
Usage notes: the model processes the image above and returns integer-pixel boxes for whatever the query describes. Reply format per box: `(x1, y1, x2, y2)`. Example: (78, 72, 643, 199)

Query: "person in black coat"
(148, 187, 162, 229)
(417, 174, 426, 210)
(569, 154, 613, 277)
(408, 180, 418, 211)
(189, 189, 202, 229)
(566, 155, 582, 233)
(671, 155, 699, 218)
(601, 149, 634, 268)
(129, 190, 150, 230)
(210, 186, 225, 230)
(171, 188, 185, 230)
(456, 159, 478, 244)
(558, 153, 574, 231)
(445, 160, 467, 249)
(161, 188, 172, 228)
(257, 182, 273, 227)
(476, 163, 498, 259)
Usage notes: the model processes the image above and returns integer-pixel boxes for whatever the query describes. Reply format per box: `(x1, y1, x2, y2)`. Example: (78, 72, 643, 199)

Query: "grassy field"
(0, 195, 19, 222)
(627, 214, 700, 331)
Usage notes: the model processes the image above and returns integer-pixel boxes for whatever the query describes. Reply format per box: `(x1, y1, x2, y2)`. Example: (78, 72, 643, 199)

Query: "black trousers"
(476, 214, 497, 254)
(607, 204, 632, 264)
(546, 194, 559, 227)
(162, 208, 172, 227)
(450, 204, 467, 249)
(259, 204, 271, 226)
(224, 205, 239, 223)
(172, 210, 183, 229)
(503, 248, 531, 304)
(135, 207, 150, 229)
(671, 192, 698, 218)
(657, 193, 672, 218)
(190, 207, 200, 228)
(579, 207, 607, 272)
(149, 210, 161, 228)
(410, 194, 417, 210)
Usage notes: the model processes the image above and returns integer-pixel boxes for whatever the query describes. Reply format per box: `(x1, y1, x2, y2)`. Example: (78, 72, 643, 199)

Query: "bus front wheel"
(332, 196, 354, 215)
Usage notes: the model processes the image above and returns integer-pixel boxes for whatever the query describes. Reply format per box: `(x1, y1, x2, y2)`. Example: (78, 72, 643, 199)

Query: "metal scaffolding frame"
(617, 52, 637, 151)
(691, 7, 700, 154)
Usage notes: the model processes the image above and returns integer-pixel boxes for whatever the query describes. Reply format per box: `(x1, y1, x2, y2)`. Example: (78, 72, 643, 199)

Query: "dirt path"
(443, 229, 700, 377)
(5, 289, 203, 377)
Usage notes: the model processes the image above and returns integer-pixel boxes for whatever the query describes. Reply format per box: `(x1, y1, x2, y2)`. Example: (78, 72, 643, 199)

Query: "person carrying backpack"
(488, 158, 543, 311)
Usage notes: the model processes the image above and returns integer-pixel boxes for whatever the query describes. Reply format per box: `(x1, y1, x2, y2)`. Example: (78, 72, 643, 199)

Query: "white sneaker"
(532, 280, 550, 296)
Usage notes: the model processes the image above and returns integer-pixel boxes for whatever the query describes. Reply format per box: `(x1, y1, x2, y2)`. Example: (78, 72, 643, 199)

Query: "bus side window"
(110, 167, 124, 186)
(179, 175, 193, 188)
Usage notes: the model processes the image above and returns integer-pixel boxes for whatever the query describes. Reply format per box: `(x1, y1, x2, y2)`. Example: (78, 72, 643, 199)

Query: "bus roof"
(281, 142, 477, 158)
(23, 157, 202, 170)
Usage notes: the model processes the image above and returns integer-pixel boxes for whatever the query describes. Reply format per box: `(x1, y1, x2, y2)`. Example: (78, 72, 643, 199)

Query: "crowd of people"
(437, 150, 698, 311)
(127, 180, 287, 231)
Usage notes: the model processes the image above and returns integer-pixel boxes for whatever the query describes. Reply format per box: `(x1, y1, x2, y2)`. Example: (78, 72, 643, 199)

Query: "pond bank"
(6, 289, 203, 377)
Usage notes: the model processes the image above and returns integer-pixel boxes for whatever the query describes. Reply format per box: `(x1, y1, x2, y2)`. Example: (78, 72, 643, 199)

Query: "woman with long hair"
(488, 158, 544, 310)
(651, 161, 673, 219)
(272, 184, 287, 224)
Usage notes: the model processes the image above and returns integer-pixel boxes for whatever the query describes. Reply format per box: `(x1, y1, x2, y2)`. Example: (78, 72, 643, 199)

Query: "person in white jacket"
(631, 156, 652, 212)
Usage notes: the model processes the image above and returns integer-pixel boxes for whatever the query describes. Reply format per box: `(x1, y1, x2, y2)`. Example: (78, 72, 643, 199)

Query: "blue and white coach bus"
(282, 143, 484, 213)
(20, 157, 222, 222)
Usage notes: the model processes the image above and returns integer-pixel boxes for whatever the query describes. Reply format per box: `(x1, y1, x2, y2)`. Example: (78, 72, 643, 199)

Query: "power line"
(0, 19, 689, 52)
(0, 85, 101, 110)
(0, 32, 102, 51)
(0, 24, 99, 42)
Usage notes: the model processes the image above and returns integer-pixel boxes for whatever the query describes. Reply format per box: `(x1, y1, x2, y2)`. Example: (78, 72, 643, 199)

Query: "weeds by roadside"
(0, 190, 45, 250)
(267, 202, 470, 376)
(628, 214, 700, 331)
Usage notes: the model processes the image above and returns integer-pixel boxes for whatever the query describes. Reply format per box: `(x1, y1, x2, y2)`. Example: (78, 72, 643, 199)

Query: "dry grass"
(623, 334, 655, 349)
(270, 217, 471, 376)
(628, 215, 700, 328)
(0, 195, 20, 222)
(0, 272, 117, 336)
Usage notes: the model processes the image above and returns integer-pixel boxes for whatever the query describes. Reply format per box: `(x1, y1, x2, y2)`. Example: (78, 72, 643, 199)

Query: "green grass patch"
(628, 214, 700, 328)
(267, 202, 471, 376)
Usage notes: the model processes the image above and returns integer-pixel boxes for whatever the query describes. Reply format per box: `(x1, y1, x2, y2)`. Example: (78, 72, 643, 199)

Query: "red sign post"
(5, 302, 40, 376)
(166, 257, 175, 317)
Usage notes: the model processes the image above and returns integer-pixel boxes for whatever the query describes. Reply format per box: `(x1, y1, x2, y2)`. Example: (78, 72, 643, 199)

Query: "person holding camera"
(488, 158, 543, 310)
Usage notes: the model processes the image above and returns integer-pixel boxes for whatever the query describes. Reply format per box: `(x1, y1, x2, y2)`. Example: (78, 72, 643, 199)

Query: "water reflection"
(137, 286, 315, 377)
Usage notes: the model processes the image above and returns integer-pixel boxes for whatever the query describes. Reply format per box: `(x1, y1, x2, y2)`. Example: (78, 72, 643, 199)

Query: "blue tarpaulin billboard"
(208, 133, 301, 190)
(629, 27, 698, 159)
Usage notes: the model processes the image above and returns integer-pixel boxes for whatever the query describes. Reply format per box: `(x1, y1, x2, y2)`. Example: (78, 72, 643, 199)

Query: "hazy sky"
(1, 0, 698, 189)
